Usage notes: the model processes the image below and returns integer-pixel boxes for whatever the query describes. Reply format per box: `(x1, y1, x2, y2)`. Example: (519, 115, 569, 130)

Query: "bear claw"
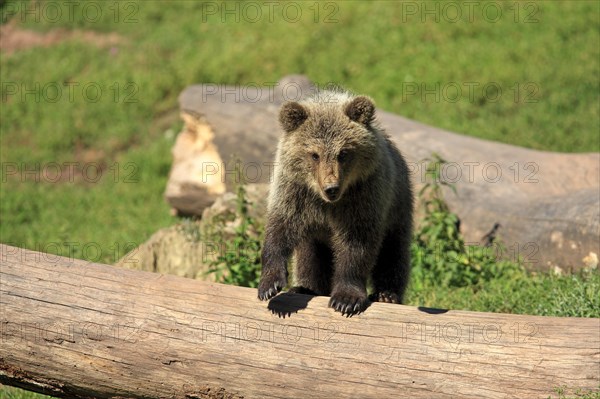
(257, 270, 287, 301)
(329, 292, 369, 316)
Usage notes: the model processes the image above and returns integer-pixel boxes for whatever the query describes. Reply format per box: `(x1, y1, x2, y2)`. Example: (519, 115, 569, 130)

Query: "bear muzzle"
(323, 184, 340, 202)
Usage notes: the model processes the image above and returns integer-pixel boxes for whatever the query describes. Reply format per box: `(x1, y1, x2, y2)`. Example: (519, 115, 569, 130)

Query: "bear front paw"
(329, 289, 369, 316)
(257, 269, 287, 301)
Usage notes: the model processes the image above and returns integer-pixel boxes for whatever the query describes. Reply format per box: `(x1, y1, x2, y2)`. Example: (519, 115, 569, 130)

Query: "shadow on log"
(1, 244, 599, 398)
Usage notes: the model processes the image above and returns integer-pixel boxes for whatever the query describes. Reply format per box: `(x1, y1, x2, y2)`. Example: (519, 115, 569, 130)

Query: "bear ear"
(279, 102, 308, 133)
(345, 96, 375, 126)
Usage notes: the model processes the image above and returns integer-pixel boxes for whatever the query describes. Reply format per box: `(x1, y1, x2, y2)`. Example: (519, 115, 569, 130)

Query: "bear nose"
(324, 185, 340, 200)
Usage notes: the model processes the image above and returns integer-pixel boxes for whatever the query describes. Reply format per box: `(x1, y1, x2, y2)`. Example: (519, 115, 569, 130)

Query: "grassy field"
(1, 1, 598, 263)
(1, 1, 599, 397)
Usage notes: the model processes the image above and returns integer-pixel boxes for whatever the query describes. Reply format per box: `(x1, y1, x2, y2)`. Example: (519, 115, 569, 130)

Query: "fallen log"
(166, 75, 599, 270)
(1, 244, 598, 398)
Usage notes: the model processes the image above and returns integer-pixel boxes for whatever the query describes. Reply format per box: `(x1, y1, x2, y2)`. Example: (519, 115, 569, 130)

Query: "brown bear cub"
(258, 90, 413, 315)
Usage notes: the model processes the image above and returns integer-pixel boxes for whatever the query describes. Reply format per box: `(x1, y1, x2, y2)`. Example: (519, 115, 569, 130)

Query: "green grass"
(406, 268, 600, 317)
(0, 385, 53, 399)
(1, 1, 598, 397)
(548, 386, 600, 399)
(1, 0, 598, 262)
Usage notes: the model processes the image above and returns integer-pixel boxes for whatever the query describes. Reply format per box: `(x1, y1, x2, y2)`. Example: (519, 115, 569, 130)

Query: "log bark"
(1, 244, 598, 398)
(166, 75, 599, 270)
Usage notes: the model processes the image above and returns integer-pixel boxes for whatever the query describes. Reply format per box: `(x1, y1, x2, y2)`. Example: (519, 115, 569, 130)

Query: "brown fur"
(258, 90, 414, 315)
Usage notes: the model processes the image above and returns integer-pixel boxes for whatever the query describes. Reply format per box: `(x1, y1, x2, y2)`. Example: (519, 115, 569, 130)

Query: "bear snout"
(323, 184, 340, 201)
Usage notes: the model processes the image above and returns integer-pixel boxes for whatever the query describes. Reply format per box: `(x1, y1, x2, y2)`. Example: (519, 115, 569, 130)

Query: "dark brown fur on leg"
(369, 230, 411, 304)
(291, 240, 333, 296)
(329, 241, 374, 316)
(258, 220, 291, 301)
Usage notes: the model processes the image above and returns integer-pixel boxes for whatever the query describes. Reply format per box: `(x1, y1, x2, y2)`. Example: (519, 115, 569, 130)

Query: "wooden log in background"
(1, 244, 598, 398)
(167, 76, 600, 270)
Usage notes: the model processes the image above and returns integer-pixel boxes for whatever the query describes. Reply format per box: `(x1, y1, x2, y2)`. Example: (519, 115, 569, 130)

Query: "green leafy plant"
(410, 153, 525, 290)
(206, 179, 263, 288)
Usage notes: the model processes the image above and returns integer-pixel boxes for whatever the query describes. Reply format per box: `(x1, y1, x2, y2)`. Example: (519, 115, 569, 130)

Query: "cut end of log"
(165, 112, 226, 216)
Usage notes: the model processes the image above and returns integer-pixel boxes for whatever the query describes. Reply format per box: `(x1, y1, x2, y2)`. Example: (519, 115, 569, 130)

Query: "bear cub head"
(278, 92, 380, 204)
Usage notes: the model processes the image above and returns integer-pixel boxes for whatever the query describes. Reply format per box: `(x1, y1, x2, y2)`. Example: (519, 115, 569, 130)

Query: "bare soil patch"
(0, 21, 122, 55)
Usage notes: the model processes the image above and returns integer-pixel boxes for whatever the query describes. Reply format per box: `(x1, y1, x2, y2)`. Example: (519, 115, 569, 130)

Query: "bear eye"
(338, 150, 349, 162)
(311, 153, 320, 161)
